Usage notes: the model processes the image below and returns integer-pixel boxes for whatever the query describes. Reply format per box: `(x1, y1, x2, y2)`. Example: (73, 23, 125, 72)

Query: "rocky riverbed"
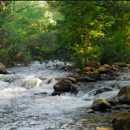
(0, 61, 130, 130)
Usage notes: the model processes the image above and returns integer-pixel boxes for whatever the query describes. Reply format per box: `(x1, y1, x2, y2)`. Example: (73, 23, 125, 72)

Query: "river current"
(0, 61, 129, 130)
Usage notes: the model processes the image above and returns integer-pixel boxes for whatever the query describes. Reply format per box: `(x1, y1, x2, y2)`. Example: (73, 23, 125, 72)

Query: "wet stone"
(107, 100, 116, 106)
(91, 99, 111, 111)
(53, 80, 72, 92)
(77, 77, 85, 81)
(95, 88, 113, 95)
(87, 109, 94, 113)
(84, 77, 97, 82)
(52, 91, 63, 96)
(70, 84, 78, 93)
(34, 92, 48, 95)
(112, 104, 130, 110)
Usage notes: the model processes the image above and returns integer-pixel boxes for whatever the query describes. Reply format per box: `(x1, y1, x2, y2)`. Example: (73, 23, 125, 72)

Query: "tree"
(46, 1, 130, 66)
(47, 1, 105, 67)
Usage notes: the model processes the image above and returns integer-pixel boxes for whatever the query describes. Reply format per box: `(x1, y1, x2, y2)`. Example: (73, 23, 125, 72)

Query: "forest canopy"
(0, 1, 130, 68)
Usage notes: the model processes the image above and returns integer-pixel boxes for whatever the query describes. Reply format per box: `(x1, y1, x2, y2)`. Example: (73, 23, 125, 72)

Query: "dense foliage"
(46, 1, 130, 67)
(0, 1, 130, 68)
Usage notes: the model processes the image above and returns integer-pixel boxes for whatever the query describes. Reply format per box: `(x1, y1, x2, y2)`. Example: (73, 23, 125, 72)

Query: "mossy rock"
(0, 67, 7, 74)
(112, 111, 130, 130)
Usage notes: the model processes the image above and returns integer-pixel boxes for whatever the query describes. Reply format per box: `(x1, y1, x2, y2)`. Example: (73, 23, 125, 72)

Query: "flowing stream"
(0, 61, 130, 130)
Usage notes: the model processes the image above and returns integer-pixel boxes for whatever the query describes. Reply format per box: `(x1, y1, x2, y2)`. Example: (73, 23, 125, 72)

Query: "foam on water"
(0, 61, 130, 129)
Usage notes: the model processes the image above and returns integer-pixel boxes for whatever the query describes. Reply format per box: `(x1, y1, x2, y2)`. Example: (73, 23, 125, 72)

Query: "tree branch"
(16, 3, 44, 13)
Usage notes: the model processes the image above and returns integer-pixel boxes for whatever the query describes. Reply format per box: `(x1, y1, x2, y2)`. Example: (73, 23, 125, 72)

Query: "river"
(0, 60, 129, 130)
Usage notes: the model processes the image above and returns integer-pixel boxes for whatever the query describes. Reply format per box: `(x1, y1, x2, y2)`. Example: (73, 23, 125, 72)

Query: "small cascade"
(0, 61, 130, 129)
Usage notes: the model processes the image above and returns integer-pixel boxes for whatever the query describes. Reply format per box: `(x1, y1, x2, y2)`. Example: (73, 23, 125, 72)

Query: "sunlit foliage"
(0, 1, 130, 67)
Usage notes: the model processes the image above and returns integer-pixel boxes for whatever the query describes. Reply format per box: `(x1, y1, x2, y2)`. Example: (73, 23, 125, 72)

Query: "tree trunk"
(13, 1, 15, 11)
(84, 34, 87, 64)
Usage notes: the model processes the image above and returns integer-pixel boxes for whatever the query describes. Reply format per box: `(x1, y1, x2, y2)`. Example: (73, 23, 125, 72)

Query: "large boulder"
(112, 111, 130, 130)
(53, 80, 72, 92)
(116, 85, 130, 104)
(91, 99, 111, 111)
(85, 61, 101, 69)
(0, 67, 7, 74)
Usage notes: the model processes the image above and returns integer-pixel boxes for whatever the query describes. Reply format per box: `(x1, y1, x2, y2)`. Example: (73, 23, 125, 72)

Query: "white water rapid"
(0, 61, 129, 130)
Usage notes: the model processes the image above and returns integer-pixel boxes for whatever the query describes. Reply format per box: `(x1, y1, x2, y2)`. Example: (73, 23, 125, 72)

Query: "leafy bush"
(0, 44, 32, 67)
(70, 44, 101, 69)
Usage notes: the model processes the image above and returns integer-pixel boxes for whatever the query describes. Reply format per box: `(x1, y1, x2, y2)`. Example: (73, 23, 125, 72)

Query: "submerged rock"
(52, 91, 63, 96)
(70, 85, 79, 95)
(23, 79, 37, 89)
(112, 104, 130, 110)
(84, 77, 97, 82)
(112, 111, 130, 130)
(91, 99, 111, 111)
(94, 88, 113, 95)
(34, 92, 48, 95)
